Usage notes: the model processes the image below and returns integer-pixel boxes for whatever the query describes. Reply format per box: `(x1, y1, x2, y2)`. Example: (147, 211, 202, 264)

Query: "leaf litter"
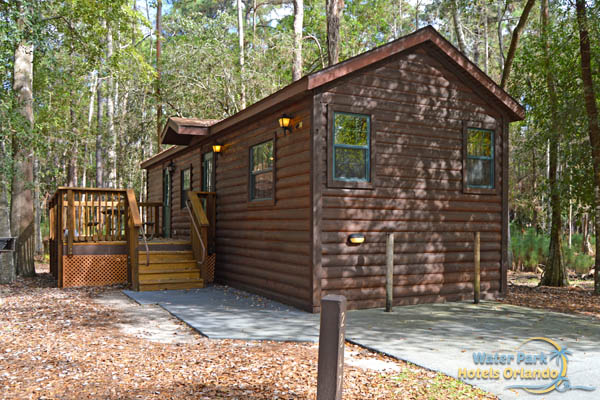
(0, 268, 494, 399)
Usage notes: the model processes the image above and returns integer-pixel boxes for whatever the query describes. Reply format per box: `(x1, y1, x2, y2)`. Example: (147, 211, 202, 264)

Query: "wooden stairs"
(137, 240, 204, 291)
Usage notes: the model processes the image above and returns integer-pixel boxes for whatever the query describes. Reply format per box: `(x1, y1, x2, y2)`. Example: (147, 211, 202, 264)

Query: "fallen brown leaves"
(0, 272, 494, 400)
(500, 272, 600, 320)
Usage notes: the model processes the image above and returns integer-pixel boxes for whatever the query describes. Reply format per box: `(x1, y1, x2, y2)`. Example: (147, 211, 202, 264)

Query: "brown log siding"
(315, 48, 505, 310)
(214, 99, 313, 310)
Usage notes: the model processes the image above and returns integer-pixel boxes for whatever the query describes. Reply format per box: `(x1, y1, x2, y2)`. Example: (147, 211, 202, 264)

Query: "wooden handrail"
(187, 191, 209, 227)
(126, 189, 142, 228)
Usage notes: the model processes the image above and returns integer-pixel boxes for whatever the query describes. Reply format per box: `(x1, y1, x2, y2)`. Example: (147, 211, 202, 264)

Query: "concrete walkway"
(124, 286, 600, 400)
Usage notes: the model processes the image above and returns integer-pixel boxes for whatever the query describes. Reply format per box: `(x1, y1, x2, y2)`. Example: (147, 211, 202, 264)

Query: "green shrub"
(510, 224, 595, 273)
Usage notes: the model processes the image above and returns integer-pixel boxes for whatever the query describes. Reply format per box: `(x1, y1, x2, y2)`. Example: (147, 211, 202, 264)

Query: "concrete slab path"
(123, 286, 600, 400)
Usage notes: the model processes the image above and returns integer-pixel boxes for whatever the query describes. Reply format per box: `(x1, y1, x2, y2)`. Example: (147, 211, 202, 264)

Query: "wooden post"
(67, 189, 74, 256)
(474, 231, 480, 304)
(386, 233, 394, 312)
(317, 294, 346, 400)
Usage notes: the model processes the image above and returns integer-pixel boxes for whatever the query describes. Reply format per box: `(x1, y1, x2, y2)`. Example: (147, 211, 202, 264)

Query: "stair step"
(139, 271, 201, 284)
(139, 279, 204, 291)
(139, 241, 192, 252)
(138, 251, 195, 263)
(138, 261, 199, 273)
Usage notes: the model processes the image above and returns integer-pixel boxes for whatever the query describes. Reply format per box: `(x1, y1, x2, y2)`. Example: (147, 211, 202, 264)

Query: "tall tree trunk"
(292, 0, 304, 82)
(0, 138, 15, 283)
(156, 0, 162, 153)
(96, 77, 105, 188)
(497, 0, 506, 69)
(500, 0, 536, 89)
(11, 37, 35, 277)
(452, 0, 467, 54)
(582, 212, 591, 254)
(106, 24, 116, 188)
(575, 0, 600, 294)
(540, 0, 567, 287)
(237, 0, 246, 109)
(326, 0, 343, 66)
(33, 156, 42, 255)
(67, 89, 78, 186)
(484, 13, 489, 74)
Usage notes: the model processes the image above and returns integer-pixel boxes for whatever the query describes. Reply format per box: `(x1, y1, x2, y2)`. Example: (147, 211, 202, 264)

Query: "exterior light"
(278, 114, 293, 134)
(167, 160, 176, 174)
(212, 144, 223, 153)
(347, 233, 365, 245)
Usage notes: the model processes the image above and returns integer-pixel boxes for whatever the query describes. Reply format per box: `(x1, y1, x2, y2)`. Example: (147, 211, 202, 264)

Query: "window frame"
(462, 123, 499, 195)
(327, 105, 375, 189)
(247, 135, 276, 207)
(180, 166, 192, 209)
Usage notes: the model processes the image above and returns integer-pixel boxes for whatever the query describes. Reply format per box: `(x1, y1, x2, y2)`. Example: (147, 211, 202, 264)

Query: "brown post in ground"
(474, 231, 481, 304)
(317, 294, 346, 400)
(386, 233, 394, 312)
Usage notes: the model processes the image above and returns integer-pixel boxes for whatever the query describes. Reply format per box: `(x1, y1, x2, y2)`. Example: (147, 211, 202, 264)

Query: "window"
(327, 108, 375, 189)
(181, 167, 191, 208)
(333, 112, 370, 181)
(249, 140, 274, 201)
(465, 128, 494, 189)
(202, 152, 214, 192)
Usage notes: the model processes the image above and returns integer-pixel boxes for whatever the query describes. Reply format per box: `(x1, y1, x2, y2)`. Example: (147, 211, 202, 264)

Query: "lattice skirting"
(62, 254, 127, 288)
(202, 254, 216, 283)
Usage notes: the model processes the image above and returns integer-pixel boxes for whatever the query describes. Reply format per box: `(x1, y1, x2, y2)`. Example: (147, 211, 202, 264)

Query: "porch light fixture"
(212, 143, 223, 153)
(278, 114, 293, 134)
(167, 160, 176, 174)
(347, 233, 365, 246)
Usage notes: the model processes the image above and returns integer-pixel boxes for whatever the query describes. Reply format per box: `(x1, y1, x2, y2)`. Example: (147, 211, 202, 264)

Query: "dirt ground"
(0, 266, 493, 400)
(500, 270, 600, 320)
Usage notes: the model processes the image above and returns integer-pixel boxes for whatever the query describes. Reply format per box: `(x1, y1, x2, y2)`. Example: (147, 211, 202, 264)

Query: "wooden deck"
(48, 188, 215, 290)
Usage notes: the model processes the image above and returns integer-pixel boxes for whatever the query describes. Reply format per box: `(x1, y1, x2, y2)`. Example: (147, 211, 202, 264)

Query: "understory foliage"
(511, 225, 595, 274)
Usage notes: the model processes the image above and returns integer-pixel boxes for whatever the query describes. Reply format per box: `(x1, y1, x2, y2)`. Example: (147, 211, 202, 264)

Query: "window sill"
(463, 186, 498, 195)
(327, 178, 374, 190)
(247, 198, 276, 208)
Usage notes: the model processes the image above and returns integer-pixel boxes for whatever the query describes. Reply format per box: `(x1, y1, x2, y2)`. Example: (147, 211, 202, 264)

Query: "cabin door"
(162, 168, 172, 237)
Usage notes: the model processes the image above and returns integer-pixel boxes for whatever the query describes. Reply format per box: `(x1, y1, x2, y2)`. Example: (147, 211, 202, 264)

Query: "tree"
(326, 0, 343, 65)
(575, 0, 600, 293)
(500, 0, 536, 89)
(292, 0, 304, 81)
(11, 4, 35, 277)
(237, 0, 246, 109)
(540, 0, 567, 287)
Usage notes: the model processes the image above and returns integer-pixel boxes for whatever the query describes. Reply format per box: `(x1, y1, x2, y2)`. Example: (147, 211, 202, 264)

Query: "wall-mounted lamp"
(278, 114, 293, 134)
(347, 233, 365, 246)
(212, 143, 223, 153)
(167, 160, 176, 174)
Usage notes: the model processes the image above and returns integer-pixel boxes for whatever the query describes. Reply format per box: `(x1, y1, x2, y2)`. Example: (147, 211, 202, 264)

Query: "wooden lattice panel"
(202, 254, 216, 283)
(62, 255, 127, 288)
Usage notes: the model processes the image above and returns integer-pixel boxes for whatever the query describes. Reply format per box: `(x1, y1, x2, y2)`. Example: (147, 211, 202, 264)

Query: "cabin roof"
(160, 117, 221, 145)
(142, 26, 524, 169)
(140, 145, 185, 169)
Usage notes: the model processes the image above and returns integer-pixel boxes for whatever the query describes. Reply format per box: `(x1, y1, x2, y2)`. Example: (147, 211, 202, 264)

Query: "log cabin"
(140, 26, 525, 312)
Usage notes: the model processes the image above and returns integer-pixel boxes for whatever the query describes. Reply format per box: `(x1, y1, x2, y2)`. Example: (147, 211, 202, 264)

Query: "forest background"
(1, 0, 599, 289)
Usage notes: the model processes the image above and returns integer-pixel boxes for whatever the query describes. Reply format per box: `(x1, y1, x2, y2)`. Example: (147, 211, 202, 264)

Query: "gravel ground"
(0, 267, 494, 400)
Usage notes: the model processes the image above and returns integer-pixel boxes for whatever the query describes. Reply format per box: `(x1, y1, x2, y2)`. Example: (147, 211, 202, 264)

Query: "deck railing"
(48, 187, 143, 287)
(139, 202, 162, 238)
(187, 191, 216, 282)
